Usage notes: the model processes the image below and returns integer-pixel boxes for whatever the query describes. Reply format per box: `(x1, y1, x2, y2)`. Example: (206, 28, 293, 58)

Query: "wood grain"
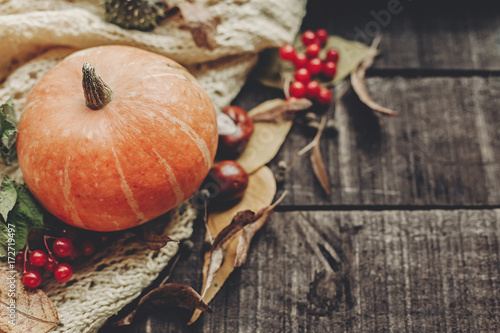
(121, 210, 500, 332)
(232, 76, 500, 207)
(303, 4, 500, 71)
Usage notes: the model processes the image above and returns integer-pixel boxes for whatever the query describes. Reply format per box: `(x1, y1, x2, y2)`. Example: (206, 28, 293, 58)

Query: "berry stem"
(44, 235, 59, 265)
(23, 243, 29, 274)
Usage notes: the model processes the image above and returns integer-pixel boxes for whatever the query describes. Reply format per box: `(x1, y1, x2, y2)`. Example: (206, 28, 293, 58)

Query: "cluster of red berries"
(279, 29, 339, 105)
(18, 229, 108, 289)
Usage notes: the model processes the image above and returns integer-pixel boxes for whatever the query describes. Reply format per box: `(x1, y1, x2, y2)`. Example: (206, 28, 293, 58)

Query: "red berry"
(289, 81, 306, 98)
(316, 29, 328, 45)
(306, 43, 320, 59)
(317, 88, 333, 104)
(308, 58, 323, 75)
(54, 263, 73, 283)
(279, 44, 295, 61)
(294, 68, 311, 83)
(302, 30, 316, 46)
(67, 248, 80, 261)
(15, 250, 25, 266)
(326, 49, 339, 63)
(81, 240, 96, 256)
(293, 53, 308, 69)
(23, 271, 42, 288)
(53, 237, 73, 258)
(323, 61, 337, 79)
(306, 80, 321, 99)
(44, 256, 57, 273)
(29, 250, 47, 267)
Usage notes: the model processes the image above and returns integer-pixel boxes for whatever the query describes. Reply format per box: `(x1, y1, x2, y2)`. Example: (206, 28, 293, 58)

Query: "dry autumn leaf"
(139, 215, 179, 250)
(189, 166, 277, 324)
(117, 283, 211, 326)
(237, 100, 294, 174)
(0, 270, 61, 333)
(310, 144, 331, 195)
(251, 98, 312, 122)
(177, 2, 219, 50)
(351, 36, 399, 116)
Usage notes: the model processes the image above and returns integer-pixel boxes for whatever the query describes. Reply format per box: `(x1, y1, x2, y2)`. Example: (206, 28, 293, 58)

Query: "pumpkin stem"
(82, 62, 113, 110)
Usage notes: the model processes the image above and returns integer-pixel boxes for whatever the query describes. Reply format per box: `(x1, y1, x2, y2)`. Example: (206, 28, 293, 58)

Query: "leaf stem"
(44, 235, 58, 265)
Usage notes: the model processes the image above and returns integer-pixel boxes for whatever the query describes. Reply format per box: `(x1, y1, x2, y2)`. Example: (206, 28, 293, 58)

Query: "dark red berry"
(23, 271, 42, 288)
(294, 68, 311, 83)
(81, 240, 96, 256)
(67, 248, 80, 261)
(44, 256, 57, 273)
(15, 250, 25, 266)
(279, 44, 296, 61)
(53, 237, 73, 258)
(323, 61, 337, 79)
(306, 81, 321, 99)
(54, 263, 73, 283)
(29, 250, 47, 267)
(316, 29, 328, 45)
(302, 30, 316, 46)
(317, 88, 333, 104)
(289, 81, 306, 98)
(306, 43, 320, 59)
(326, 49, 339, 63)
(308, 58, 323, 75)
(293, 53, 308, 69)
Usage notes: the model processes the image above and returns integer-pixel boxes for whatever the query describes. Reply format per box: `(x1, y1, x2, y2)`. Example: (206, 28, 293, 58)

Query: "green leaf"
(0, 175, 17, 222)
(0, 222, 8, 258)
(0, 178, 45, 259)
(0, 97, 18, 165)
(252, 35, 374, 89)
(11, 185, 44, 229)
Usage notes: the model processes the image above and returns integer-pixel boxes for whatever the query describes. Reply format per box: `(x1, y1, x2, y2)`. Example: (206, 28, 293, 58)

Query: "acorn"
(104, 0, 168, 31)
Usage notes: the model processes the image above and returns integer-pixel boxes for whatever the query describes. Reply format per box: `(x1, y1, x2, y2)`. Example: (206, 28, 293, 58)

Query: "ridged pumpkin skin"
(17, 45, 218, 231)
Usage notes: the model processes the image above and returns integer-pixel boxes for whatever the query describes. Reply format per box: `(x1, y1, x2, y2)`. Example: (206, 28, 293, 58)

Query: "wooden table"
(102, 2, 500, 332)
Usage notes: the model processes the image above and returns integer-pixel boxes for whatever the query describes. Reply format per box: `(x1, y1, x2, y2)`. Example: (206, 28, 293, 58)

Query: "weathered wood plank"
(231, 76, 500, 207)
(303, 2, 500, 71)
(124, 210, 500, 332)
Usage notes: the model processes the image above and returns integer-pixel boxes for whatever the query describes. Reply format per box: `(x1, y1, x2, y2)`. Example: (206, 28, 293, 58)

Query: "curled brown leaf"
(0, 270, 62, 333)
(251, 98, 313, 122)
(350, 36, 399, 116)
(118, 283, 211, 326)
(189, 167, 277, 325)
(177, 2, 219, 50)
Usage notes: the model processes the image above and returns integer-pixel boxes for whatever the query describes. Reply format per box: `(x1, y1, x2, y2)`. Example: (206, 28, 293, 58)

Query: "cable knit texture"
(0, 0, 306, 332)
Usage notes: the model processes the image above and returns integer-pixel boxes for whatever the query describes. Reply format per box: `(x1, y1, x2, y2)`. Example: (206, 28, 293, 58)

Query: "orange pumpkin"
(17, 45, 218, 231)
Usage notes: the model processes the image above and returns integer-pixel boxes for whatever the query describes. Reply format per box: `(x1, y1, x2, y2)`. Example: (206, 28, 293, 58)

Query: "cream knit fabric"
(0, 0, 306, 332)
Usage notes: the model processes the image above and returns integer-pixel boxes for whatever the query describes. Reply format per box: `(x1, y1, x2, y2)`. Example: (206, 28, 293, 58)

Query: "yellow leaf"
(237, 99, 293, 174)
(0, 269, 61, 333)
(188, 166, 276, 324)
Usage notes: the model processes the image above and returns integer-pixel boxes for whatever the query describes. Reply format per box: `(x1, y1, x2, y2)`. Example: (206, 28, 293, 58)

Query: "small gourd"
(17, 45, 218, 231)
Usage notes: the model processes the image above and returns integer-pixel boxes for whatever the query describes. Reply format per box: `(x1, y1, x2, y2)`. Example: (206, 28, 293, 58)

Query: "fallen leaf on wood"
(189, 166, 277, 324)
(251, 98, 312, 122)
(252, 36, 373, 89)
(310, 144, 331, 195)
(177, 2, 219, 50)
(200, 247, 223, 300)
(117, 283, 211, 326)
(351, 36, 398, 116)
(234, 209, 273, 267)
(237, 100, 294, 174)
(0, 269, 62, 333)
